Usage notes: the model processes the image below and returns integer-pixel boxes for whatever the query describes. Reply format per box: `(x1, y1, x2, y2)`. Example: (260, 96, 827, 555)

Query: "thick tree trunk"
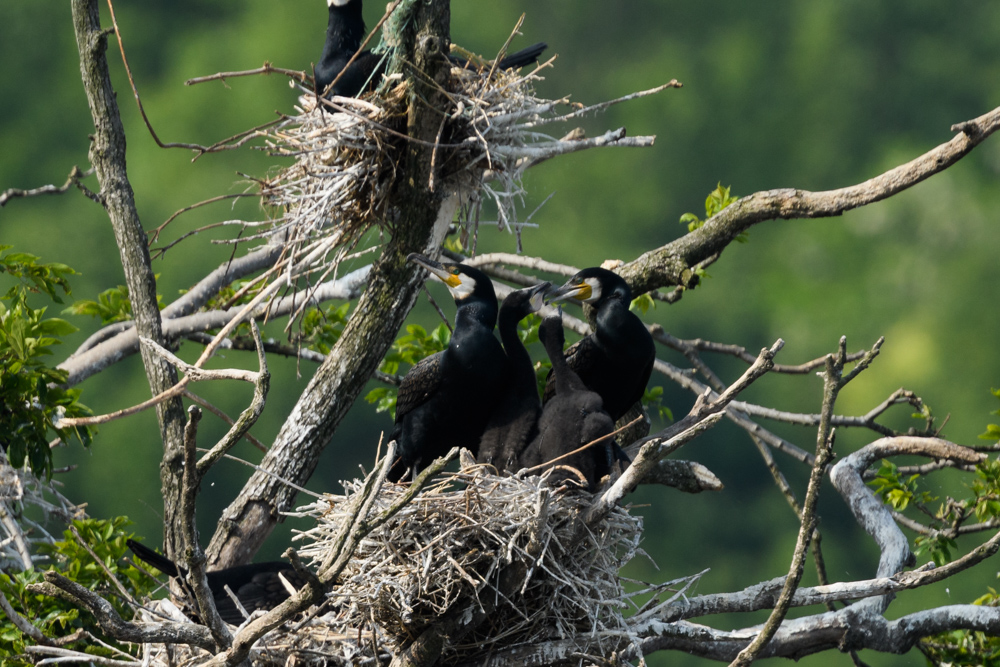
(206, 0, 459, 567)
(70, 0, 187, 558)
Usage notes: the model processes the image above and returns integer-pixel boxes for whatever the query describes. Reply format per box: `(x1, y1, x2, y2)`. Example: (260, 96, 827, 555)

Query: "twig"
(182, 389, 267, 453)
(185, 62, 309, 86)
(0, 166, 98, 208)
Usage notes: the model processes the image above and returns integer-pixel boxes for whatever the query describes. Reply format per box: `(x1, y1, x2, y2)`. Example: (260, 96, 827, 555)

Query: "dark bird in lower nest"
(520, 313, 616, 491)
(477, 282, 551, 473)
(314, 0, 547, 101)
(127, 539, 304, 625)
(386, 253, 506, 482)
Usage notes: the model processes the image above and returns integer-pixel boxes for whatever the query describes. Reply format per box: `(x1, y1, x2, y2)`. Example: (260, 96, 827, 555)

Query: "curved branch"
(618, 104, 1000, 295)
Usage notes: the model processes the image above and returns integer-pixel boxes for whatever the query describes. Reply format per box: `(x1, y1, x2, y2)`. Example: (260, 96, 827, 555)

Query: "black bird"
(314, 0, 548, 100)
(544, 268, 655, 424)
(520, 314, 615, 491)
(477, 282, 551, 473)
(387, 254, 506, 482)
(127, 539, 303, 625)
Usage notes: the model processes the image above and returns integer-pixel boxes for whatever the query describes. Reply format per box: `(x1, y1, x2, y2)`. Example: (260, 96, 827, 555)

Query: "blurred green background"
(2, 1, 999, 664)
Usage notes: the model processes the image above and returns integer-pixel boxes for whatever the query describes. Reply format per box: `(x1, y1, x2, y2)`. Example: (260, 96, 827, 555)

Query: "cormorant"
(127, 539, 303, 625)
(477, 282, 551, 473)
(544, 268, 655, 423)
(387, 253, 506, 482)
(314, 0, 548, 101)
(520, 314, 615, 491)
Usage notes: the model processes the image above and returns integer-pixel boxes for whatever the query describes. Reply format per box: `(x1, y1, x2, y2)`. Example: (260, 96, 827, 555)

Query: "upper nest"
(254, 56, 567, 266)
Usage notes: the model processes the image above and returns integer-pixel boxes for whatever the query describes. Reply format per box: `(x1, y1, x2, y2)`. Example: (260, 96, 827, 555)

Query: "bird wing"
(394, 351, 443, 422)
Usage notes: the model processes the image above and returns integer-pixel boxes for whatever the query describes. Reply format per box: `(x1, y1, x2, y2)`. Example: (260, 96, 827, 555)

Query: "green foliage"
(630, 292, 655, 315)
(0, 248, 93, 477)
(0, 517, 157, 663)
(978, 388, 1000, 442)
(679, 184, 745, 243)
(301, 302, 352, 355)
(921, 588, 1000, 666)
(66, 285, 132, 324)
(868, 459, 936, 513)
(365, 323, 451, 419)
(642, 386, 674, 423)
(67, 280, 166, 324)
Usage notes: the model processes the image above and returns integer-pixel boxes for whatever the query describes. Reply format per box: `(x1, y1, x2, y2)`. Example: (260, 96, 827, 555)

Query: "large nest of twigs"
(147, 466, 652, 666)
(292, 467, 644, 662)
(257, 59, 555, 261)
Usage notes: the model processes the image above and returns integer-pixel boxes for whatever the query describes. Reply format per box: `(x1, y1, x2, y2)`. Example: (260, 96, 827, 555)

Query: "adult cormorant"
(387, 254, 506, 482)
(520, 314, 615, 491)
(127, 539, 303, 625)
(314, 0, 548, 100)
(477, 282, 551, 473)
(544, 267, 655, 423)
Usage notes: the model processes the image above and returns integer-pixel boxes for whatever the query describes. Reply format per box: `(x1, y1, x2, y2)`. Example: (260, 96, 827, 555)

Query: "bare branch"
(0, 166, 98, 208)
(619, 104, 1000, 295)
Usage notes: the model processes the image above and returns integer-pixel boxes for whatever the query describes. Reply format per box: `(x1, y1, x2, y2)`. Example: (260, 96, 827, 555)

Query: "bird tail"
(497, 42, 547, 69)
(127, 538, 181, 578)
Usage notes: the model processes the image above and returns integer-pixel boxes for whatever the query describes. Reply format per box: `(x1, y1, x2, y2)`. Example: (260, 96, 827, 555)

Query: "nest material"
(255, 55, 567, 277)
(294, 467, 644, 661)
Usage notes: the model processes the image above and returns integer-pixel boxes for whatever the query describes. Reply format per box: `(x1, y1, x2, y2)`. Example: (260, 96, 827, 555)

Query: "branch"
(618, 104, 1000, 295)
(29, 572, 214, 650)
(0, 165, 99, 208)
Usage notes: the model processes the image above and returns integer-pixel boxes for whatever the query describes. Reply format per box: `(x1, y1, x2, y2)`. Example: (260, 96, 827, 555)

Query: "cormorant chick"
(127, 539, 303, 625)
(520, 314, 615, 491)
(387, 253, 505, 482)
(314, 0, 548, 101)
(477, 282, 551, 473)
(544, 267, 655, 423)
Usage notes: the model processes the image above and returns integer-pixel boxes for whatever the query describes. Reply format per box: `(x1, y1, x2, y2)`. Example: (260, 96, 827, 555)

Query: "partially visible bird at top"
(520, 313, 616, 491)
(314, 0, 548, 102)
(544, 267, 655, 424)
(126, 539, 303, 626)
(386, 253, 506, 482)
(477, 282, 551, 473)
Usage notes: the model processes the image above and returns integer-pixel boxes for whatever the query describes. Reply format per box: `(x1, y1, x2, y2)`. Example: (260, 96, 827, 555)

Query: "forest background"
(2, 1, 999, 665)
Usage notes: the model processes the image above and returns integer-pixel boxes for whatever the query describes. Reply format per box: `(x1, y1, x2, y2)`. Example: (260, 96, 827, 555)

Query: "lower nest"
(288, 467, 645, 664)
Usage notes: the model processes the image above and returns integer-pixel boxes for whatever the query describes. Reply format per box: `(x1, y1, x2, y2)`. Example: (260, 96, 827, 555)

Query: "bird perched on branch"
(478, 282, 551, 473)
(545, 267, 655, 424)
(314, 0, 548, 101)
(387, 254, 505, 482)
(126, 539, 303, 625)
(520, 313, 615, 491)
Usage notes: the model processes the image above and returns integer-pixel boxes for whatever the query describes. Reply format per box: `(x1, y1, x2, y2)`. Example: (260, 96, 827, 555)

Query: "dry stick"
(182, 389, 267, 453)
(178, 405, 233, 649)
(185, 62, 309, 86)
(29, 572, 215, 650)
(0, 165, 99, 208)
(196, 320, 271, 476)
(727, 340, 848, 667)
(518, 416, 644, 475)
(147, 192, 252, 245)
(59, 277, 282, 428)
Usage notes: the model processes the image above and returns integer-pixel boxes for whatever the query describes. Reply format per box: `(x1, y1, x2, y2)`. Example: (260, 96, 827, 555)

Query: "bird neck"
(455, 300, 497, 331)
(498, 309, 533, 379)
(322, 3, 366, 62)
(594, 297, 641, 350)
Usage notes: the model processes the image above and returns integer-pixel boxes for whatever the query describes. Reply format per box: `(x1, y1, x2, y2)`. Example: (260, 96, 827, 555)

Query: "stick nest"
(253, 56, 568, 268)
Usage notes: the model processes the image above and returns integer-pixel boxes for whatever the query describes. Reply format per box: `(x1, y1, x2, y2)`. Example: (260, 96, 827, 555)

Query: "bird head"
(548, 267, 631, 307)
(407, 253, 495, 304)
